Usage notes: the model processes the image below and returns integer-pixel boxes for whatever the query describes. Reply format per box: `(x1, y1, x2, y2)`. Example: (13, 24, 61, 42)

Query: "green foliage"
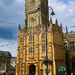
(43, 59, 53, 65)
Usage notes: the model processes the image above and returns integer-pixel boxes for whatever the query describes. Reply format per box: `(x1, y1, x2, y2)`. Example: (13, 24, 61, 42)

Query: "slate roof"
(0, 50, 12, 57)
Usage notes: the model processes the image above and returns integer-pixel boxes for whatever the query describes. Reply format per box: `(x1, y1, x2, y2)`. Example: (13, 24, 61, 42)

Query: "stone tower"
(24, 0, 48, 28)
(16, 0, 65, 75)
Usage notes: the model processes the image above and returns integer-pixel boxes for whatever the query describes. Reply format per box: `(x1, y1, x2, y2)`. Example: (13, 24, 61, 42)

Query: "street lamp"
(49, 6, 55, 16)
(37, 5, 55, 75)
(45, 6, 55, 75)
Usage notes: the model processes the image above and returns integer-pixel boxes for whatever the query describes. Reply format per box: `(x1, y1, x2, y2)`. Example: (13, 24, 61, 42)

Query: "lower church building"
(0, 51, 12, 74)
(64, 30, 75, 74)
(16, 0, 65, 75)
(16, 19, 65, 75)
(0, 51, 16, 75)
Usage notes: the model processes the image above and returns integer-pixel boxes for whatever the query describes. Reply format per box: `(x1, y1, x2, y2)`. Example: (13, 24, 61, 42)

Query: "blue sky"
(49, 0, 75, 31)
(0, 0, 75, 57)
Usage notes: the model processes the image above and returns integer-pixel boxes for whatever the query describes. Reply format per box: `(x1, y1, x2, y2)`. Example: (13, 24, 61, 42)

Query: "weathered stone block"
(23, 74, 31, 75)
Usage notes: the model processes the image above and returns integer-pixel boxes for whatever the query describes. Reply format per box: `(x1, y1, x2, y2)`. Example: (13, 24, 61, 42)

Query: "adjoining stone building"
(10, 57, 17, 75)
(0, 51, 16, 75)
(64, 30, 75, 74)
(16, 0, 65, 75)
(0, 51, 12, 74)
(11, 57, 17, 69)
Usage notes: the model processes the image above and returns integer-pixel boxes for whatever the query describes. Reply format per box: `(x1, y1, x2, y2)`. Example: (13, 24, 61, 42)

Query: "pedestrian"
(3, 73, 6, 75)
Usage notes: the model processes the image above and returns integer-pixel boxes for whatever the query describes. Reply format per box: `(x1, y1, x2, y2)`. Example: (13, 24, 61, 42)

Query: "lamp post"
(37, 5, 55, 75)
(45, 6, 55, 75)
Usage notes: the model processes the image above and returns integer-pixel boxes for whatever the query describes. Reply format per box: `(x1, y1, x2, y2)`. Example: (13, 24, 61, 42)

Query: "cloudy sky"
(0, 0, 75, 57)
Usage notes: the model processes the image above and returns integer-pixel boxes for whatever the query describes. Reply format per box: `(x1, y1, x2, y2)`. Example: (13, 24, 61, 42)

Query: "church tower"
(24, 0, 48, 28)
(16, 0, 65, 75)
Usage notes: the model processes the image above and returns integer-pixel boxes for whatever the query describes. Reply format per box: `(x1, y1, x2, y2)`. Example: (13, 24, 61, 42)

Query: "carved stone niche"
(49, 42, 52, 44)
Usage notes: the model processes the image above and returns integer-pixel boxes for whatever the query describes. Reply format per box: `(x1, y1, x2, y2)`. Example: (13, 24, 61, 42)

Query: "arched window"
(29, 36, 34, 44)
(42, 45, 45, 52)
(71, 57, 75, 70)
(29, 46, 34, 53)
(20, 48, 22, 54)
(42, 33, 45, 42)
(21, 37, 22, 42)
(64, 43, 67, 52)
(70, 43, 74, 51)
(41, 62, 43, 68)
(21, 63, 23, 68)
(20, 37, 23, 45)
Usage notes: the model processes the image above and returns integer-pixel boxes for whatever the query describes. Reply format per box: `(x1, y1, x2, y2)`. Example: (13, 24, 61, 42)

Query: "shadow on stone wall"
(23, 74, 31, 75)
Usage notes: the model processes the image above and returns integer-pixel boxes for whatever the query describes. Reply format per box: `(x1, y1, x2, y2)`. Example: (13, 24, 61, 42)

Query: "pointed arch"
(29, 64, 36, 75)
(71, 56, 75, 70)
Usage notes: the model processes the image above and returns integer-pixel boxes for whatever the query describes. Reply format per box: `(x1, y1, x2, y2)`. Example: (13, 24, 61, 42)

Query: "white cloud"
(0, 0, 75, 56)
(16, 0, 24, 2)
(65, 13, 72, 16)
(48, 0, 75, 29)
(72, 18, 75, 22)
(68, 1, 74, 4)
(0, 0, 25, 57)
(65, 9, 73, 16)
(68, 9, 73, 13)
(14, 0, 25, 5)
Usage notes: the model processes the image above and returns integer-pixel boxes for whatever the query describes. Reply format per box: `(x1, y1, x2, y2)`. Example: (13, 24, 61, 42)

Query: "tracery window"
(20, 48, 22, 54)
(70, 43, 74, 51)
(21, 37, 22, 42)
(41, 62, 43, 68)
(21, 63, 23, 68)
(42, 45, 45, 52)
(29, 36, 34, 44)
(42, 33, 45, 42)
(20, 37, 23, 45)
(29, 46, 34, 53)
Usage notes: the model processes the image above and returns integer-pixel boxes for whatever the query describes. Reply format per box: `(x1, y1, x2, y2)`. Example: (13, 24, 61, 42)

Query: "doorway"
(29, 64, 36, 75)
